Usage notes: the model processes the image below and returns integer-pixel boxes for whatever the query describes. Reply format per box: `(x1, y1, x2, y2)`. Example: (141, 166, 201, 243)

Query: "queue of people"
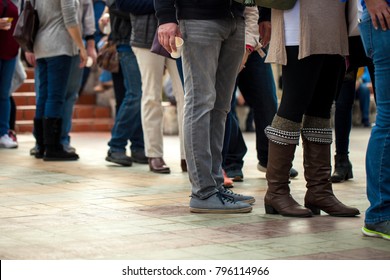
(1, 0, 389, 241)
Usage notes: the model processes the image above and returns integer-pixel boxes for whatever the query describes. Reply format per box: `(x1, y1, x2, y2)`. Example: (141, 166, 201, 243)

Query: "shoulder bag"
(12, 0, 39, 52)
(96, 39, 119, 73)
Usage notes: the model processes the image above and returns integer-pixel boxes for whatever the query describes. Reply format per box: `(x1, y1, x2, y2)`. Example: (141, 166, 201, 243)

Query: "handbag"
(255, 0, 297, 10)
(13, 0, 39, 52)
(96, 40, 119, 73)
(150, 31, 174, 59)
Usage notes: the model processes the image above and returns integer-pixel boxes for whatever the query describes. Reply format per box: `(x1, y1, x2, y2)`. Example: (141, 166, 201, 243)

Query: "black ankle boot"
(331, 154, 353, 183)
(43, 118, 79, 161)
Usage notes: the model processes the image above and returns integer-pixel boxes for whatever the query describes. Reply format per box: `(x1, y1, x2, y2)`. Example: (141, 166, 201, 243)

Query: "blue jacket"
(116, 0, 154, 15)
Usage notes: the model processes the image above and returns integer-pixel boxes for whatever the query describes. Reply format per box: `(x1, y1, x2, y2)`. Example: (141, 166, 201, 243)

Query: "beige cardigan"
(266, 0, 349, 65)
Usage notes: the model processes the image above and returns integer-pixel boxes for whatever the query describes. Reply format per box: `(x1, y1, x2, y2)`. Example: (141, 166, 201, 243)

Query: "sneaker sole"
(189, 206, 252, 214)
(0, 144, 18, 149)
(243, 198, 256, 205)
(362, 227, 390, 240)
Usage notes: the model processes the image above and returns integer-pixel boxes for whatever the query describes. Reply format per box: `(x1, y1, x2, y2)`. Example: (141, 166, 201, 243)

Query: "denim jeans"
(0, 58, 16, 135)
(61, 55, 83, 147)
(356, 83, 371, 124)
(359, 9, 390, 224)
(108, 46, 144, 153)
(180, 18, 245, 199)
(236, 51, 278, 166)
(223, 101, 247, 173)
(36, 55, 73, 118)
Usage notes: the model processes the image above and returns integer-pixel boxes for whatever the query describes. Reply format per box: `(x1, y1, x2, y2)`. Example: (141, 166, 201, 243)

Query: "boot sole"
(43, 157, 79, 161)
(265, 204, 313, 217)
(189, 206, 252, 214)
(106, 157, 132, 166)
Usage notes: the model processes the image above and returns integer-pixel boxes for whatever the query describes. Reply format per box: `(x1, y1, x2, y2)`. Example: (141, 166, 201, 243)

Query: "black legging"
(278, 46, 345, 123)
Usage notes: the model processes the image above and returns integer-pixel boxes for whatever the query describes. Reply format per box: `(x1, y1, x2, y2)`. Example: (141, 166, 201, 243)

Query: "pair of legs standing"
(180, 18, 254, 213)
(265, 46, 360, 217)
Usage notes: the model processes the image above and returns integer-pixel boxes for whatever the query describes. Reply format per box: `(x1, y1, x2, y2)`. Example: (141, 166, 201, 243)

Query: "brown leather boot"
(148, 157, 171, 174)
(265, 141, 313, 217)
(302, 136, 360, 217)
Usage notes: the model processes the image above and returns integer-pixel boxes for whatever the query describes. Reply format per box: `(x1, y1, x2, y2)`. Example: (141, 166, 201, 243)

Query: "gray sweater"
(34, 0, 80, 59)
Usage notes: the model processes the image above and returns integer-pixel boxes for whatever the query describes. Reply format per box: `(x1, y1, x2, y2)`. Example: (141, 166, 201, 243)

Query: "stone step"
(15, 104, 111, 121)
(15, 79, 35, 92)
(12, 92, 97, 106)
(15, 118, 114, 133)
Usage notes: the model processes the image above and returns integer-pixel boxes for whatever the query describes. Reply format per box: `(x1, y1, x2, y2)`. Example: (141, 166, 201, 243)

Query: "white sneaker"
(0, 134, 18, 148)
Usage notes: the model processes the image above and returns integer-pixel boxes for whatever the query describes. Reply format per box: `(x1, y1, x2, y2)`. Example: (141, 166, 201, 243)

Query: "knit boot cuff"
(302, 115, 332, 144)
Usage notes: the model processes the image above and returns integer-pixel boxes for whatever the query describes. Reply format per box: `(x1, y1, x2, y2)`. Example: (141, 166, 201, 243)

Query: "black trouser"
(334, 36, 375, 155)
(278, 46, 345, 123)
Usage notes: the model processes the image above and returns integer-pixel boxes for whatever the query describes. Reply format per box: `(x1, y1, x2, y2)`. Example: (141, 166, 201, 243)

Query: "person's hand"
(157, 23, 181, 53)
(239, 49, 251, 72)
(98, 13, 110, 33)
(0, 17, 12, 30)
(258, 21, 271, 47)
(79, 47, 88, 68)
(25, 52, 36, 67)
(86, 42, 97, 65)
(365, 0, 390, 30)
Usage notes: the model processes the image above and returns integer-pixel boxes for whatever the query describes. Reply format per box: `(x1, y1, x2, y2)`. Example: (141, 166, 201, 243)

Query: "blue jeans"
(61, 55, 83, 146)
(36, 55, 73, 118)
(356, 83, 371, 124)
(108, 45, 144, 153)
(0, 58, 16, 135)
(223, 96, 247, 173)
(180, 18, 245, 199)
(359, 9, 390, 224)
(237, 51, 277, 166)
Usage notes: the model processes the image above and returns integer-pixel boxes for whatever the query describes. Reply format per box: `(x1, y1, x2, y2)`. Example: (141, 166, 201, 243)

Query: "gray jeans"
(180, 18, 245, 199)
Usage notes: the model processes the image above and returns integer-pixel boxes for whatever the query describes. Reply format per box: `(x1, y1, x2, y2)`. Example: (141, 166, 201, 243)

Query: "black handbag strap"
(1, 0, 8, 18)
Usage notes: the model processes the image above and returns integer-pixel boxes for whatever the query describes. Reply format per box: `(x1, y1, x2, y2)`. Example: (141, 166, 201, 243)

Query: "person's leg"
(223, 92, 247, 182)
(0, 58, 17, 148)
(359, 9, 390, 239)
(331, 68, 356, 183)
(61, 55, 82, 150)
(356, 83, 371, 127)
(264, 46, 324, 217)
(132, 47, 169, 173)
(107, 47, 146, 165)
(180, 18, 253, 212)
(111, 65, 125, 114)
(42, 55, 78, 161)
(302, 54, 359, 217)
(238, 51, 277, 168)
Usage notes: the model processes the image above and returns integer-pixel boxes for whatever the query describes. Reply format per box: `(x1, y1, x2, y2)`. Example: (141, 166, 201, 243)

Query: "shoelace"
(221, 188, 243, 197)
(216, 191, 236, 205)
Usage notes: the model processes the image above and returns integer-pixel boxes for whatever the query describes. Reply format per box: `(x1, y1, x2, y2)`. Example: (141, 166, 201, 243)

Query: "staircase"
(13, 68, 114, 133)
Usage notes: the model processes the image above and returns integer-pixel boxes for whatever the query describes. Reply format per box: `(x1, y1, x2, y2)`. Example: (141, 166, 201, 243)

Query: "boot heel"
(345, 170, 353, 180)
(305, 205, 321, 215)
(265, 204, 279, 214)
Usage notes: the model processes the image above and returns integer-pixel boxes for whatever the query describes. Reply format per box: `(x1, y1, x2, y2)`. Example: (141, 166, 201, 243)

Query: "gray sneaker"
(190, 192, 252, 214)
(220, 187, 256, 204)
(106, 151, 133, 166)
(362, 221, 390, 241)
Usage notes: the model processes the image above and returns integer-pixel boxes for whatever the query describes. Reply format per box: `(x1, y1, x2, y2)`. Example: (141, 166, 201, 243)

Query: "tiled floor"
(0, 128, 389, 260)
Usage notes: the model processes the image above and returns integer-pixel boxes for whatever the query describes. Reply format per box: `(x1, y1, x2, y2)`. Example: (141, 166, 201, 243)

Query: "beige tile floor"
(0, 128, 389, 260)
